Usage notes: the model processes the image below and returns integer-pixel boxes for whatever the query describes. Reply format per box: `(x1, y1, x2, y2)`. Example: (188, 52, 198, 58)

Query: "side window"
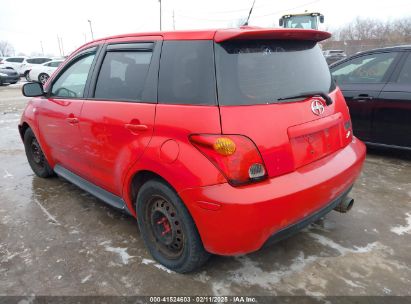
(7, 57, 24, 63)
(158, 40, 216, 105)
(332, 52, 397, 84)
(51, 52, 96, 98)
(38, 58, 51, 64)
(396, 54, 411, 84)
(94, 50, 152, 101)
(50, 61, 62, 68)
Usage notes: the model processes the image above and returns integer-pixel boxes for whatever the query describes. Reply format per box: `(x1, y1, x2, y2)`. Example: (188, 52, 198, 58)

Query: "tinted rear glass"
(215, 40, 335, 106)
(158, 41, 216, 105)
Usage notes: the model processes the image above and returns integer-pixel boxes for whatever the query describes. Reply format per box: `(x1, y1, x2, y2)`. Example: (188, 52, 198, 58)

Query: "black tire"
(136, 180, 210, 273)
(23, 128, 54, 178)
(38, 73, 49, 85)
(24, 71, 30, 82)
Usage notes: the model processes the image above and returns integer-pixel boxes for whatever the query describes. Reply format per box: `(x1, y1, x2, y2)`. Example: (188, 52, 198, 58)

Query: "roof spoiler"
(214, 28, 331, 43)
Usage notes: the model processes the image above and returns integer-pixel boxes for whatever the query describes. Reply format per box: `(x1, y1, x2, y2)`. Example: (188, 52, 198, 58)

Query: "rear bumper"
(0, 75, 19, 83)
(179, 137, 366, 255)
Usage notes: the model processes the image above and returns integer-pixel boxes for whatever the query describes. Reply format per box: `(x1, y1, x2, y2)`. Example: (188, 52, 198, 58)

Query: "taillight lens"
(189, 134, 267, 186)
(344, 119, 353, 139)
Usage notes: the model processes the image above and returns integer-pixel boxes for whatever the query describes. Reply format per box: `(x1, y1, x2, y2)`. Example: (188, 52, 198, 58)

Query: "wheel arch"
(127, 169, 177, 216)
(18, 121, 31, 141)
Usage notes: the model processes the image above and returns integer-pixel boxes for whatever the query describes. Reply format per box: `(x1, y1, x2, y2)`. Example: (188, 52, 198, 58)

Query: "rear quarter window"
(158, 40, 216, 105)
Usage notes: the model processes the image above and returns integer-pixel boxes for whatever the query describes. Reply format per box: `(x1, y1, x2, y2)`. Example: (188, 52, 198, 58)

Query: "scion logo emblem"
(311, 99, 325, 115)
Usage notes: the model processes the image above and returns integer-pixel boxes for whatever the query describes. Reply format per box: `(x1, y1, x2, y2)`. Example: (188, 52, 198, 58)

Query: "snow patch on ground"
(390, 212, 411, 236)
(142, 258, 174, 274)
(209, 233, 381, 295)
(308, 233, 379, 255)
(81, 274, 92, 283)
(100, 241, 135, 265)
(3, 169, 13, 178)
(33, 198, 60, 225)
(238, 253, 317, 288)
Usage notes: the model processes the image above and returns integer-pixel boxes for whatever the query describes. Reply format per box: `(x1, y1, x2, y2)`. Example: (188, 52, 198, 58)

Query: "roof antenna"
(243, 0, 256, 26)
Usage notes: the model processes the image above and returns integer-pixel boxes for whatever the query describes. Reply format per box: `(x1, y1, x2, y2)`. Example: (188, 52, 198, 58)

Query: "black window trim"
(331, 50, 404, 85)
(46, 45, 101, 99)
(86, 40, 161, 104)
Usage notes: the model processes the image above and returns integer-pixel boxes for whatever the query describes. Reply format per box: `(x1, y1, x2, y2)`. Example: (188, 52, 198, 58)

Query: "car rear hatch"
(214, 28, 352, 178)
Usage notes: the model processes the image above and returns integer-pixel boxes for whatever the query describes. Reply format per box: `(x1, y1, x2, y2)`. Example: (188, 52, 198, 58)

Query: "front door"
(38, 48, 98, 175)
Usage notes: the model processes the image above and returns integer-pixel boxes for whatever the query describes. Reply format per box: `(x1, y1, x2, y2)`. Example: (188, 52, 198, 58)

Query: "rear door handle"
(125, 123, 148, 132)
(353, 94, 373, 101)
(66, 117, 79, 124)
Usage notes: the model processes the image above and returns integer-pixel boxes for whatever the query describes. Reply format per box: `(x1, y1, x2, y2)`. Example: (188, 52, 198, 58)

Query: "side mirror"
(320, 15, 324, 23)
(22, 82, 45, 97)
(279, 18, 283, 26)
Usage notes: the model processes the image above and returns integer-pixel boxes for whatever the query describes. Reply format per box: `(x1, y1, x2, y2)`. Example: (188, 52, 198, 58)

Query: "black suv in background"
(330, 46, 411, 150)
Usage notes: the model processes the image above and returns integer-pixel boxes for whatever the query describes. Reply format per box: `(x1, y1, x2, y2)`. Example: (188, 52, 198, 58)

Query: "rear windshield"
(215, 40, 335, 106)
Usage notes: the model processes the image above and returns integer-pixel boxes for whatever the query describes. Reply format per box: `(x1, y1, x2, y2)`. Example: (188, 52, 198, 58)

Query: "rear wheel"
(136, 180, 210, 273)
(23, 128, 54, 178)
(38, 73, 49, 85)
(24, 71, 30, 82)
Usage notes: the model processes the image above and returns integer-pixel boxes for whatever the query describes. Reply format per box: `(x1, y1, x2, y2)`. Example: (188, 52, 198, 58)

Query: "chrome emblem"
(311, 99, 325, 115)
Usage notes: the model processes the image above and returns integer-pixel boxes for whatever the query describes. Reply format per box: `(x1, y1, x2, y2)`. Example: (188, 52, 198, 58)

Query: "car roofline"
(82, 27, 331, 45)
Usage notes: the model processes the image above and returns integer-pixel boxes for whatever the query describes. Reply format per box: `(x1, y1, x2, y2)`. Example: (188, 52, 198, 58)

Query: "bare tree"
(335, 17, 411, 43)
(0, 40, 15, 57)
(323, 17, 411, 55)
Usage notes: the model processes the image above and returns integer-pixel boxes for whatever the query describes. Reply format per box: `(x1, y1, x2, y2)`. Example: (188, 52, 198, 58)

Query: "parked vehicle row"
(20, 27, 366, 273)
(28, 60, 64, 84)
(0, 56, 64, 81)
(330, 45, 411, 150)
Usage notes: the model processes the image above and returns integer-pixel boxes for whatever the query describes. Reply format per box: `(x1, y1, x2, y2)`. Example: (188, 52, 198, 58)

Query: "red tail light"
(189, 134, 267, 186)
(344, 119, 353, 141)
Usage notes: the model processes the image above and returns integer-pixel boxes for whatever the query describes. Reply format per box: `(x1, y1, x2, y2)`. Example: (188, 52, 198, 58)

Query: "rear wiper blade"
(277, 91, 333, 105)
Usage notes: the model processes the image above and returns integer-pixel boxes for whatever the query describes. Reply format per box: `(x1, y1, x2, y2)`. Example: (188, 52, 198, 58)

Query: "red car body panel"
(79, 100, 156, 196)
(180, 138, 365, 255)
(121, 104, 225, 215)
(20, 27, 366, 256)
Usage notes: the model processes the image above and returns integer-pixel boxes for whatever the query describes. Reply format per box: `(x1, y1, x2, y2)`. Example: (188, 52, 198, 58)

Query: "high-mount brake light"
(189, 134, 267, 186)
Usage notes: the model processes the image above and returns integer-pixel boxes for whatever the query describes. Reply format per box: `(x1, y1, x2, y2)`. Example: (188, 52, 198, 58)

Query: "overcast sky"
(0, 0, 410, 56)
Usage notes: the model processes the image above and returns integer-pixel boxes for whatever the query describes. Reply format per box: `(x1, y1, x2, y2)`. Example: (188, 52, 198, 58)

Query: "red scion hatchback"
(19, 27, 366, 273)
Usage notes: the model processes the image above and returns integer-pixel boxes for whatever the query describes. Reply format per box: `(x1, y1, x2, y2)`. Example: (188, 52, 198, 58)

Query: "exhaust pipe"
(334, 196, 354, 213)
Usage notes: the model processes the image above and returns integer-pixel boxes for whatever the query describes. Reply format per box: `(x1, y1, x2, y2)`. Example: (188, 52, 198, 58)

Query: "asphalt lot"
(0, 83, 410, 297)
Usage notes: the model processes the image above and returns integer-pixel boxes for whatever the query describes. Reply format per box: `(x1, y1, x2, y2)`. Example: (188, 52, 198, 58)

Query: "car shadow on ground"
(366, 146, 411, 161)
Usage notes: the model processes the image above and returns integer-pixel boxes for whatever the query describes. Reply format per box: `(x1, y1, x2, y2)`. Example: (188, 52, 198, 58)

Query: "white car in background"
(0, 56, 28, 74)
(28, 60, 63, 84)
(0, 57, 53, 78)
